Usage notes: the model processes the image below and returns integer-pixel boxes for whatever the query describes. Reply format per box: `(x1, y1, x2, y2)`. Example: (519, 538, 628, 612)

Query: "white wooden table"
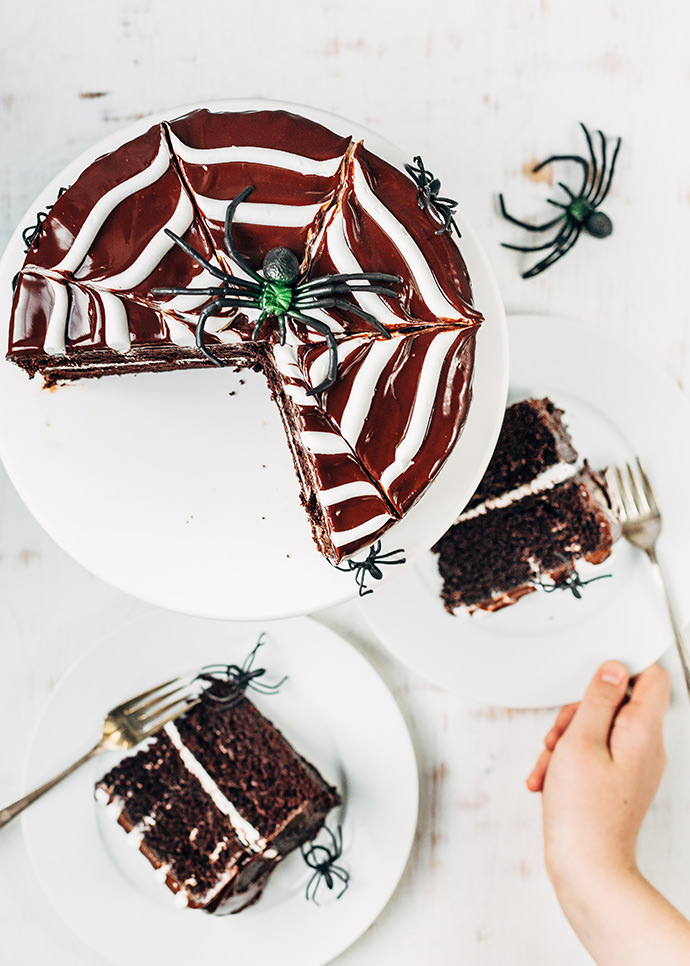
(1, 2, 689, 962)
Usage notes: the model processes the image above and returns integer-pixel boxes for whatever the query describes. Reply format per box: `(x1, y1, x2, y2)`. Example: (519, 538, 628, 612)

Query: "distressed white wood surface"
(1, 1, 689, 963)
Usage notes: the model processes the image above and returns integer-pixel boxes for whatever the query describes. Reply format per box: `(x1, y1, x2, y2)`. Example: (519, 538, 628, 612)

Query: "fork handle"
(0, 740, 104, 830)
(645, 547, 690, 696)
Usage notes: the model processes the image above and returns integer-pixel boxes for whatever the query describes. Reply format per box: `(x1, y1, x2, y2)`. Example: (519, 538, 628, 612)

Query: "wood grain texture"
(1, 1, 689, 962)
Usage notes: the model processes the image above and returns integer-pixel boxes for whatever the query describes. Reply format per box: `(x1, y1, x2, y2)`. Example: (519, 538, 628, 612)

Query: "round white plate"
(21, 612, 418, 966)
(0, 99, 508, 620)
(360, 315, 690, 708)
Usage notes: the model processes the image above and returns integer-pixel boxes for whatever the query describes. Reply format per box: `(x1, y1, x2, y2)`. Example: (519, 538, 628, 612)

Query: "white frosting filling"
(164, 722, 268, 854)
(455, 461, 577, 522)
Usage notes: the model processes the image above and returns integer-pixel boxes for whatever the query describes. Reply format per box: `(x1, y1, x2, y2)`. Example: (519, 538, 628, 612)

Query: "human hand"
(527, 661, 670, 888)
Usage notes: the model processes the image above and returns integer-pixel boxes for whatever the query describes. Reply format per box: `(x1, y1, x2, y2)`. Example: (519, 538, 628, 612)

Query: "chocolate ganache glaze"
(8, 108, 483, 562)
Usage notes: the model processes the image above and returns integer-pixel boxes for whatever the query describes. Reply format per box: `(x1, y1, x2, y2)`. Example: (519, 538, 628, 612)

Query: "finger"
(544, 702, 579, 751)
(567, 661, 630, 747)
(526, 747, 551, 793)
(613, 663, 670, 736)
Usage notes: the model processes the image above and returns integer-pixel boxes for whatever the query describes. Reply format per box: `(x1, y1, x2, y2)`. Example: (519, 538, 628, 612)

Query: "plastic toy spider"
(153, 186, 400, 395)
(335, 541, 406, 596)
(405, 156, 460, 236)
(197, 633, 287, 708)
(535, 567, 612, 601)
(499, 123, 622, 278)
(301, 825, 349, 905)
(21, 186, 68, 253)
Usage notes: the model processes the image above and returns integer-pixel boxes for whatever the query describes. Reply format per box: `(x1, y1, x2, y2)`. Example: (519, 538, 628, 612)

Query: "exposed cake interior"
(432, 398, 620, 613)
(95, 675, 341, 914)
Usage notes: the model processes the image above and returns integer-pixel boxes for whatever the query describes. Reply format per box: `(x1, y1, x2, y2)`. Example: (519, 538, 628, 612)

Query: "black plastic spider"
(153, 186, 400, 395)
(335, 541, 406, 596)
(499, 123, 622, 278)
(21, 186, 68, 253)
(301, 825, 349, 905)
(405, 156, 461, 236)
(534, 567, 612, 600)
(197, 633, 287, 708)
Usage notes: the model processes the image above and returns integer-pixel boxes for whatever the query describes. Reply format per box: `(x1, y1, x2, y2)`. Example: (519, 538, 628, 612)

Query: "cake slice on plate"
(95, 671, 341, 914)
(433, 398, 620, 613)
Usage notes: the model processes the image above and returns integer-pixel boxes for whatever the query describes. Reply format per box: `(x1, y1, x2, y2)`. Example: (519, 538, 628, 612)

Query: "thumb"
(567, 661, 630, 747)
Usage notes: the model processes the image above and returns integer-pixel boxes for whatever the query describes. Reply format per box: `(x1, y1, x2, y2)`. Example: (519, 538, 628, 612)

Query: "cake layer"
(466, 398, 577, 510)
(96, 675, 340, 914)
(433, 466, 620, 613)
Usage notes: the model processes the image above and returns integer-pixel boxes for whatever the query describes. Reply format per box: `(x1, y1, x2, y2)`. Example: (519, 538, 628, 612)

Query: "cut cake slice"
(432, 398, 620, 613)
(95, 674, 341, 914)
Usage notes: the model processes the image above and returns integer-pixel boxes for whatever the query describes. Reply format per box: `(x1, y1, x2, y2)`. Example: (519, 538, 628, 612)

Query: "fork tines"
(112, 676, 202, 739)
(605, 458, 658, 522)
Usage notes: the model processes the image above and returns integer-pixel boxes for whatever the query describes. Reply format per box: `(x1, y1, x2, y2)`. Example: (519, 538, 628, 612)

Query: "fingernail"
(600, 661, 626, 686)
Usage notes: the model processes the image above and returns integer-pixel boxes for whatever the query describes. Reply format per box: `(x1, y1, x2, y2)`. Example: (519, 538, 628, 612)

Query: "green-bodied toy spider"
(498, 123, 622, 278)
(153, 186, 400, 395)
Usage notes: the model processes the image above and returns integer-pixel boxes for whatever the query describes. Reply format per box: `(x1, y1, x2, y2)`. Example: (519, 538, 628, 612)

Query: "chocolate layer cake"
(95, 674, 340, 914)
(7, 107, 483, 563)
(433, 399, 620, 613)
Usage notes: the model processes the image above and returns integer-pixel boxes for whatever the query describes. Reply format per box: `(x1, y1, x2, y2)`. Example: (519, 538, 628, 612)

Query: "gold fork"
(605, 458, 690, 695)
(0, 676, 201, 829)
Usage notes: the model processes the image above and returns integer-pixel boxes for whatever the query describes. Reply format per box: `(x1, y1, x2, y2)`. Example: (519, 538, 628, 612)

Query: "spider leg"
(532, 153, 590, 199)
(252, 311, 269, 340)
(320, 825, 342, 856)
(289, 310, 340, 395)
(249, 675, 288, 693)
(331, 867, 350, 897)
(223, 187, 264, 283)
(501, 221, 573, 252)
(305, 870, 319, 903)
(434, 195, 459, 208)
(296, 284, 399, 302)
(592, 129, 607, 202)
(306, 298, 392, 339)
(203, 296, 262, 309)
(298, 272, 400, 291)
(163, 229, 231, 283)
(243, 636, 262, 673)
(578, 123, 599, 200)
(557, 182, 575, 200)
(591, 135, 621, 207)
(522, 225, 582, 278)
(498, 194, 565, 232)
(195, 297, 240, 365)
(153, 279, 260, 296)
